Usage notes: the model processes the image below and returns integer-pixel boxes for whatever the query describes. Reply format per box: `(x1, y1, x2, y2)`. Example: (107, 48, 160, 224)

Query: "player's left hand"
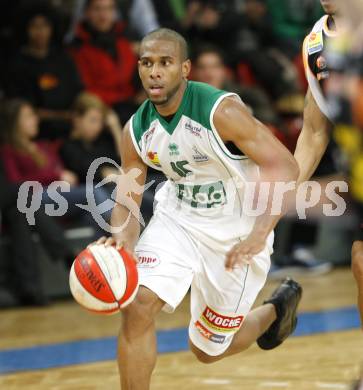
(225, 234, 266, 271)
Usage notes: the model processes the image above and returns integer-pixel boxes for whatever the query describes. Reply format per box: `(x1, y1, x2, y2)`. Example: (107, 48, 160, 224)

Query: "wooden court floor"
(0, 268, 362, 390)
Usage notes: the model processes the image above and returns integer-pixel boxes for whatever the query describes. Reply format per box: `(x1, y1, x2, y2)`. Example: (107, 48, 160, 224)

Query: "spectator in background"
(0, 160, 79, 306)
(60, 92, 121, 184)
(61, 92, 164, 225)
(267, 0, 324, 58)
(192, 45, 279, 125)
(66, 0, 159, 43)
(183, 0, 241, 60)
(5, 2, 83, 140)
(0, 99, 113, 239)
(69, 0, 142, 124)
(0, 119, 83, 306)
(150, 0, 186, 32)
(234, 0, 302, 105)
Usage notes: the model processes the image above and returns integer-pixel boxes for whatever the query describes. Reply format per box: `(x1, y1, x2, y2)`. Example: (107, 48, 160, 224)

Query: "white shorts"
(135, 211, 271, 356)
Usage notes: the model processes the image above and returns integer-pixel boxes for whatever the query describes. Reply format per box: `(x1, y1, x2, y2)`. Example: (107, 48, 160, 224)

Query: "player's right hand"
(88, 236, 138, 263)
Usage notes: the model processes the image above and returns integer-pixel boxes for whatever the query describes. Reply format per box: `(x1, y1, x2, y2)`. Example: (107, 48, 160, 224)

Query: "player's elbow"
(276, 155, 299, 183)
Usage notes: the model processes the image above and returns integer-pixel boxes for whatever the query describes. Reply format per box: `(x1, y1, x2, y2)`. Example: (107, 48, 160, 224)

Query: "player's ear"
(182, 59, 191, 80)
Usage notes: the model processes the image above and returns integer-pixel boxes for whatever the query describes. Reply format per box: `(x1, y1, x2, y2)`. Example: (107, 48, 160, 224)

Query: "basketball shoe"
(257, 277, 302, 350)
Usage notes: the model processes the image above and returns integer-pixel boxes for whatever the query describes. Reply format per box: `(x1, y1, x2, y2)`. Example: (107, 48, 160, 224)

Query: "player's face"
(138, 39, 191, 106)
(194, 52, 226, 89)
(320, 0, 338, 15)
(86, 0, 116, 33)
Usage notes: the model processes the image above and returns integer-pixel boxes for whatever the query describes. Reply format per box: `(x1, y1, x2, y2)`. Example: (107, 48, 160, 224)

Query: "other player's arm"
(294, 89, 330, 184)
(213, 97, 299, 269)
(100, 120, 147, 254)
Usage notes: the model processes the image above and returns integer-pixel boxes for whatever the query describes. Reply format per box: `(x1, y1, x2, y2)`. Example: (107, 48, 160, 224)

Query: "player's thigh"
(189, 243, 270, 356)
(135, 212, 197, 313)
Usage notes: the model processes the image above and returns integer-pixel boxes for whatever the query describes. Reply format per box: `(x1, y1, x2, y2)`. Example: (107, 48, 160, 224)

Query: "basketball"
(69, 245, 139, 314)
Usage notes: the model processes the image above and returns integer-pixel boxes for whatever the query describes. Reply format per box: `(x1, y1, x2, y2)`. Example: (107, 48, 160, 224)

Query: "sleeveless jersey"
(130, 81, 273, 252)
(302, 15, 338, 121)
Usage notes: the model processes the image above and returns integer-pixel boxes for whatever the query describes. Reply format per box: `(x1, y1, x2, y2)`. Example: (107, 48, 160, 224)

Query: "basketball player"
(296, 0, 363, 327)
(98, 28, 301, 389)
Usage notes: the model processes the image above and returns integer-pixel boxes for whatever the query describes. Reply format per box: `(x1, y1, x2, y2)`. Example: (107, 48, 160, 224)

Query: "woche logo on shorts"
(201, 306, 244, 333)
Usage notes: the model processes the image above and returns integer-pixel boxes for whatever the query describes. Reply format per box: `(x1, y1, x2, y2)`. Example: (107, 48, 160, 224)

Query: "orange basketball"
(69, 245, 139, 314)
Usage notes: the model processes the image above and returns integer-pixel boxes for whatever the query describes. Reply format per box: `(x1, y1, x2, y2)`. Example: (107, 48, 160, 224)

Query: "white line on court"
(202, 378, 232, 385)
(259, 382, 290, 387)
(316, 383, 349, 389)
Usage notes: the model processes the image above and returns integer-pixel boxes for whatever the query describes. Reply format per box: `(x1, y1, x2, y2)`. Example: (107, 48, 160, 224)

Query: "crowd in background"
(0, 0, 355, 307)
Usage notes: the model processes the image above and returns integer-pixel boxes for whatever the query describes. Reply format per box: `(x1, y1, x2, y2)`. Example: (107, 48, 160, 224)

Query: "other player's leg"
(118, 286, 165, 390)
(352, 240, 363, 328)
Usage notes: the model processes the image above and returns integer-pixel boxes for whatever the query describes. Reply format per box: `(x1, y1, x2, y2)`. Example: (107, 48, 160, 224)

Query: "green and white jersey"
(130, 81, 273, 253)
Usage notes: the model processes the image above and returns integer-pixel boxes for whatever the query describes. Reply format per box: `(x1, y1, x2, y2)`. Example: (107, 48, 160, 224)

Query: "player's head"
(138, 28, 191, 106)
(72, 92, 107, 142)
(320, 0, 338, 15)
(193, 46, 226, 89)
(85, 0, 117, 33)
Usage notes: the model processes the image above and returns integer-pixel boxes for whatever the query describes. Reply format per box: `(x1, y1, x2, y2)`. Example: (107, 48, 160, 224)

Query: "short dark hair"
(140, 28, 189, 61)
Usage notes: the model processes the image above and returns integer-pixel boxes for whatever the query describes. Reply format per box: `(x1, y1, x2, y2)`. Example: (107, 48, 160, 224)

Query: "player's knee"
(352, 241, 363, 281)
(122, 287, 161, 336)
(189, 340, 220, 364)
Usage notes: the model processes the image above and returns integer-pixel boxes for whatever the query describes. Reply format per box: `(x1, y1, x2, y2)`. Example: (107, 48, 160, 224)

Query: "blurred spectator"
(183, 0, 241, 60)
(1, 99, 74, 186)
(267, 0, 324, 58)
(66, 0, 159, 42)
(60, 92, 120, 184)
(235, 0, 302, 102)
(4, 2, 83, 140)
(192, 45, 279, 125)
(150, 0, 186, 32)
(0, 159, 75, 307)
(69, 0, 142, 124)
(0, 99, 113, 238)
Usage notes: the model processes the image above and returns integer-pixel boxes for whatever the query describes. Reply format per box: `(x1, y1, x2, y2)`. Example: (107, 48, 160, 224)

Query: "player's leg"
(118, 286, 165, 390)
(119, 212, 195, 388)
(190, 278, 301, 363)
(351, 240, 363, 327)
(189, 302, 276, 363)
(189, 243, 301, 363)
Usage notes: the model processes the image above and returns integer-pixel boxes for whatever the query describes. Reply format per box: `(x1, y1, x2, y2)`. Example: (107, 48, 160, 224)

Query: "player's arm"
(100, 120, 147, 254)
(214, 97, 299, 269)
(294, 88, 330, 183)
